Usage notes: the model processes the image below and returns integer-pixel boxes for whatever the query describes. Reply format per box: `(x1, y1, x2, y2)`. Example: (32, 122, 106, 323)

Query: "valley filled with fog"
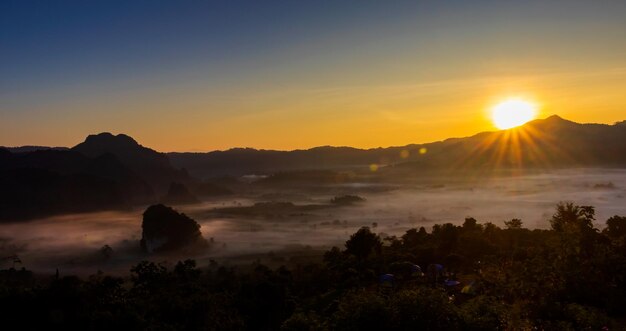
(2, 168, 624, 275)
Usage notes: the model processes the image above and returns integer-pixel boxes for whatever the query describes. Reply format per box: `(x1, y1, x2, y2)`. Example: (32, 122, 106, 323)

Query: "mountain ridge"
(3, 115, 620, 155)
(1, 115, 625, 220)
(168, 115, 626, 177)
(3, 115, 625, 179)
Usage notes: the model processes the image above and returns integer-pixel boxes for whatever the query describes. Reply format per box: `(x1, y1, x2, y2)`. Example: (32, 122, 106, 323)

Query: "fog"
(2, 168, 625, 275)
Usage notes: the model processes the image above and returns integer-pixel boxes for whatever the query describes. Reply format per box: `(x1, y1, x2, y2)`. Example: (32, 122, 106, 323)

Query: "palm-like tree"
(550, 202, 595, 233)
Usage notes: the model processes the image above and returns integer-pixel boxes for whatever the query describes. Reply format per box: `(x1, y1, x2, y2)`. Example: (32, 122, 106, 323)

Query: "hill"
(0, 150, 154, 220)
(168, 116, 626, 178)
(72, 132, 193, 193)
(2, 115, 624, 220)
(2, 146, 69, 153)
(384, 115, 626, 175)
(0, 133, 206, 221)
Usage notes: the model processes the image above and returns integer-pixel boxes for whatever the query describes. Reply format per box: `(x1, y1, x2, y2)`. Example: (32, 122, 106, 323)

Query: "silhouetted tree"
(100, 244, 114, 260)
(463, 217, 482, 232)
(140, 204, 205, 253)
(391, 288, 460, 330)
(432, 223, 459, 255)
(345, 227, 382, 261)
(332, 290, 391, 331)
(605, 215, 626, 239)
(504, 218, 523, 229)
(281, 312, 323, 331)
(2, 204, 625, 330)
(550, 202, 595, 232)
(401, 227, 428, 248)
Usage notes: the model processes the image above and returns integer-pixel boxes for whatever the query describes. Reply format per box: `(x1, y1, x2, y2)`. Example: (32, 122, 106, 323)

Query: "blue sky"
(2, 0, 625, 150)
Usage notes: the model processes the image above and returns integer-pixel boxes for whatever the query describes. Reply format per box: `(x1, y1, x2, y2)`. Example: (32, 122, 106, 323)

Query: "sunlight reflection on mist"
(1, 168, 624, 275)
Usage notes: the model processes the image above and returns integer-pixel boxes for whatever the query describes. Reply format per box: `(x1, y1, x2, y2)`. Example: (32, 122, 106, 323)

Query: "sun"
(491, 99, 538, 130)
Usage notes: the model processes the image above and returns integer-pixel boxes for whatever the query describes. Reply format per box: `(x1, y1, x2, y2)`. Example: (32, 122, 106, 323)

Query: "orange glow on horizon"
(1, 71, 625, 152)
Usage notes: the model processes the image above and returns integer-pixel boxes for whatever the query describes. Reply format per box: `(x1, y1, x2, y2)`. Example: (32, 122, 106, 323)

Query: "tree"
(281, 312, 323, 331)
(345, 227, 382, 261)
(391, 288, 460, 330)
(401, 227, 428, 248)
(549, 202, 602, 262)
(332, 290, 391, 331)
(604, 215, 626, 239)
(504, 218, 523, 230)
(140, 204, 206, 253)
(432, 223, 459, 255)
(459, 296, 508, 330)
(463, 217, 482, 232)
(549, 202, 595, 233)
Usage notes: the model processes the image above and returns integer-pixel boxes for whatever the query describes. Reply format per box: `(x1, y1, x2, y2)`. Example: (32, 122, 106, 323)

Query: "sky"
(1, 0, 626, 152)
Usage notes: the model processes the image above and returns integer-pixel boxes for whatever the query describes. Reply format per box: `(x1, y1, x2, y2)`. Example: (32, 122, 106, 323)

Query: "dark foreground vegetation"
(2, 202, 626, 330)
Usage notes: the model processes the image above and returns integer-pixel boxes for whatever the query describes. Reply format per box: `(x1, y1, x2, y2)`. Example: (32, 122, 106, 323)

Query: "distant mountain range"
(1, 115, 625, 220)
(4, 146, 69, 153)
(168, 115, 626, 177)
(0, 133, 192, 221)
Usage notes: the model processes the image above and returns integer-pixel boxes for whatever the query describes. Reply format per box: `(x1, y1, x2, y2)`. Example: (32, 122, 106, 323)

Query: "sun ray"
(445, 114, 581, 181)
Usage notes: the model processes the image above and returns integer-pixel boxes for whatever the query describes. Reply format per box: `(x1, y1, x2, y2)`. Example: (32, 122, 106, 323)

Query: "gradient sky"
(2, 0, 626, 151)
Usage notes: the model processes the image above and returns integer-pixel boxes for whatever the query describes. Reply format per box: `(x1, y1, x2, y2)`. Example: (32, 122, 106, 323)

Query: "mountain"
(0, 132, 212, 221)
(0, 148, 10, 160)
(0, 133, 204, 221)
(72, 133, 192, 194)
(168, 146, 417, 178)
(2, 146, 69, 153)
(168, 116, 626, 178)
(2, 116, 624, 220)
(0, 149, 154, 221)
(391, 115, 626, 172)
(161, 182, 200, 205)
(0, 149, 153, 195)
(0, 168, 130, 221)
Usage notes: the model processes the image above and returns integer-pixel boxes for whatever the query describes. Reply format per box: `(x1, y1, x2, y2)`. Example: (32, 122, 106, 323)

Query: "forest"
(1, 202, 625, 330)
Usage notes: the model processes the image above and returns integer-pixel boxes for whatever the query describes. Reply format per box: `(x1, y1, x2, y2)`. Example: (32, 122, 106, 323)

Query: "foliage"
(504, 218, 523, 229)
(1, 203, 625, 330)
(331, 290, 392, 331)
(550, 201, 595, 233)
(605, 215, 626, 239)
(344, 226, 382, 261)
(140, 204, 205, 253)
(391, 288, 460, 330)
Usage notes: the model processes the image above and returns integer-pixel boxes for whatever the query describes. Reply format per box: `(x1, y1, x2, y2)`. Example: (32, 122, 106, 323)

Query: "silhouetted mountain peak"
(73, 132, 162, 163)
(73, 133, 192, 194)
(521, 115, 579, 133)
(545, 114, 564, 121)
(547, 114, 579, 125)
(527, 114, 573, 126)
(169, 115, 626, 177)
(82, 132, 140, 148)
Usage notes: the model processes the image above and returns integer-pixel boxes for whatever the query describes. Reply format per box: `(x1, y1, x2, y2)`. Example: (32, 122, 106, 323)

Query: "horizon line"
(3, 114, 624, 154)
